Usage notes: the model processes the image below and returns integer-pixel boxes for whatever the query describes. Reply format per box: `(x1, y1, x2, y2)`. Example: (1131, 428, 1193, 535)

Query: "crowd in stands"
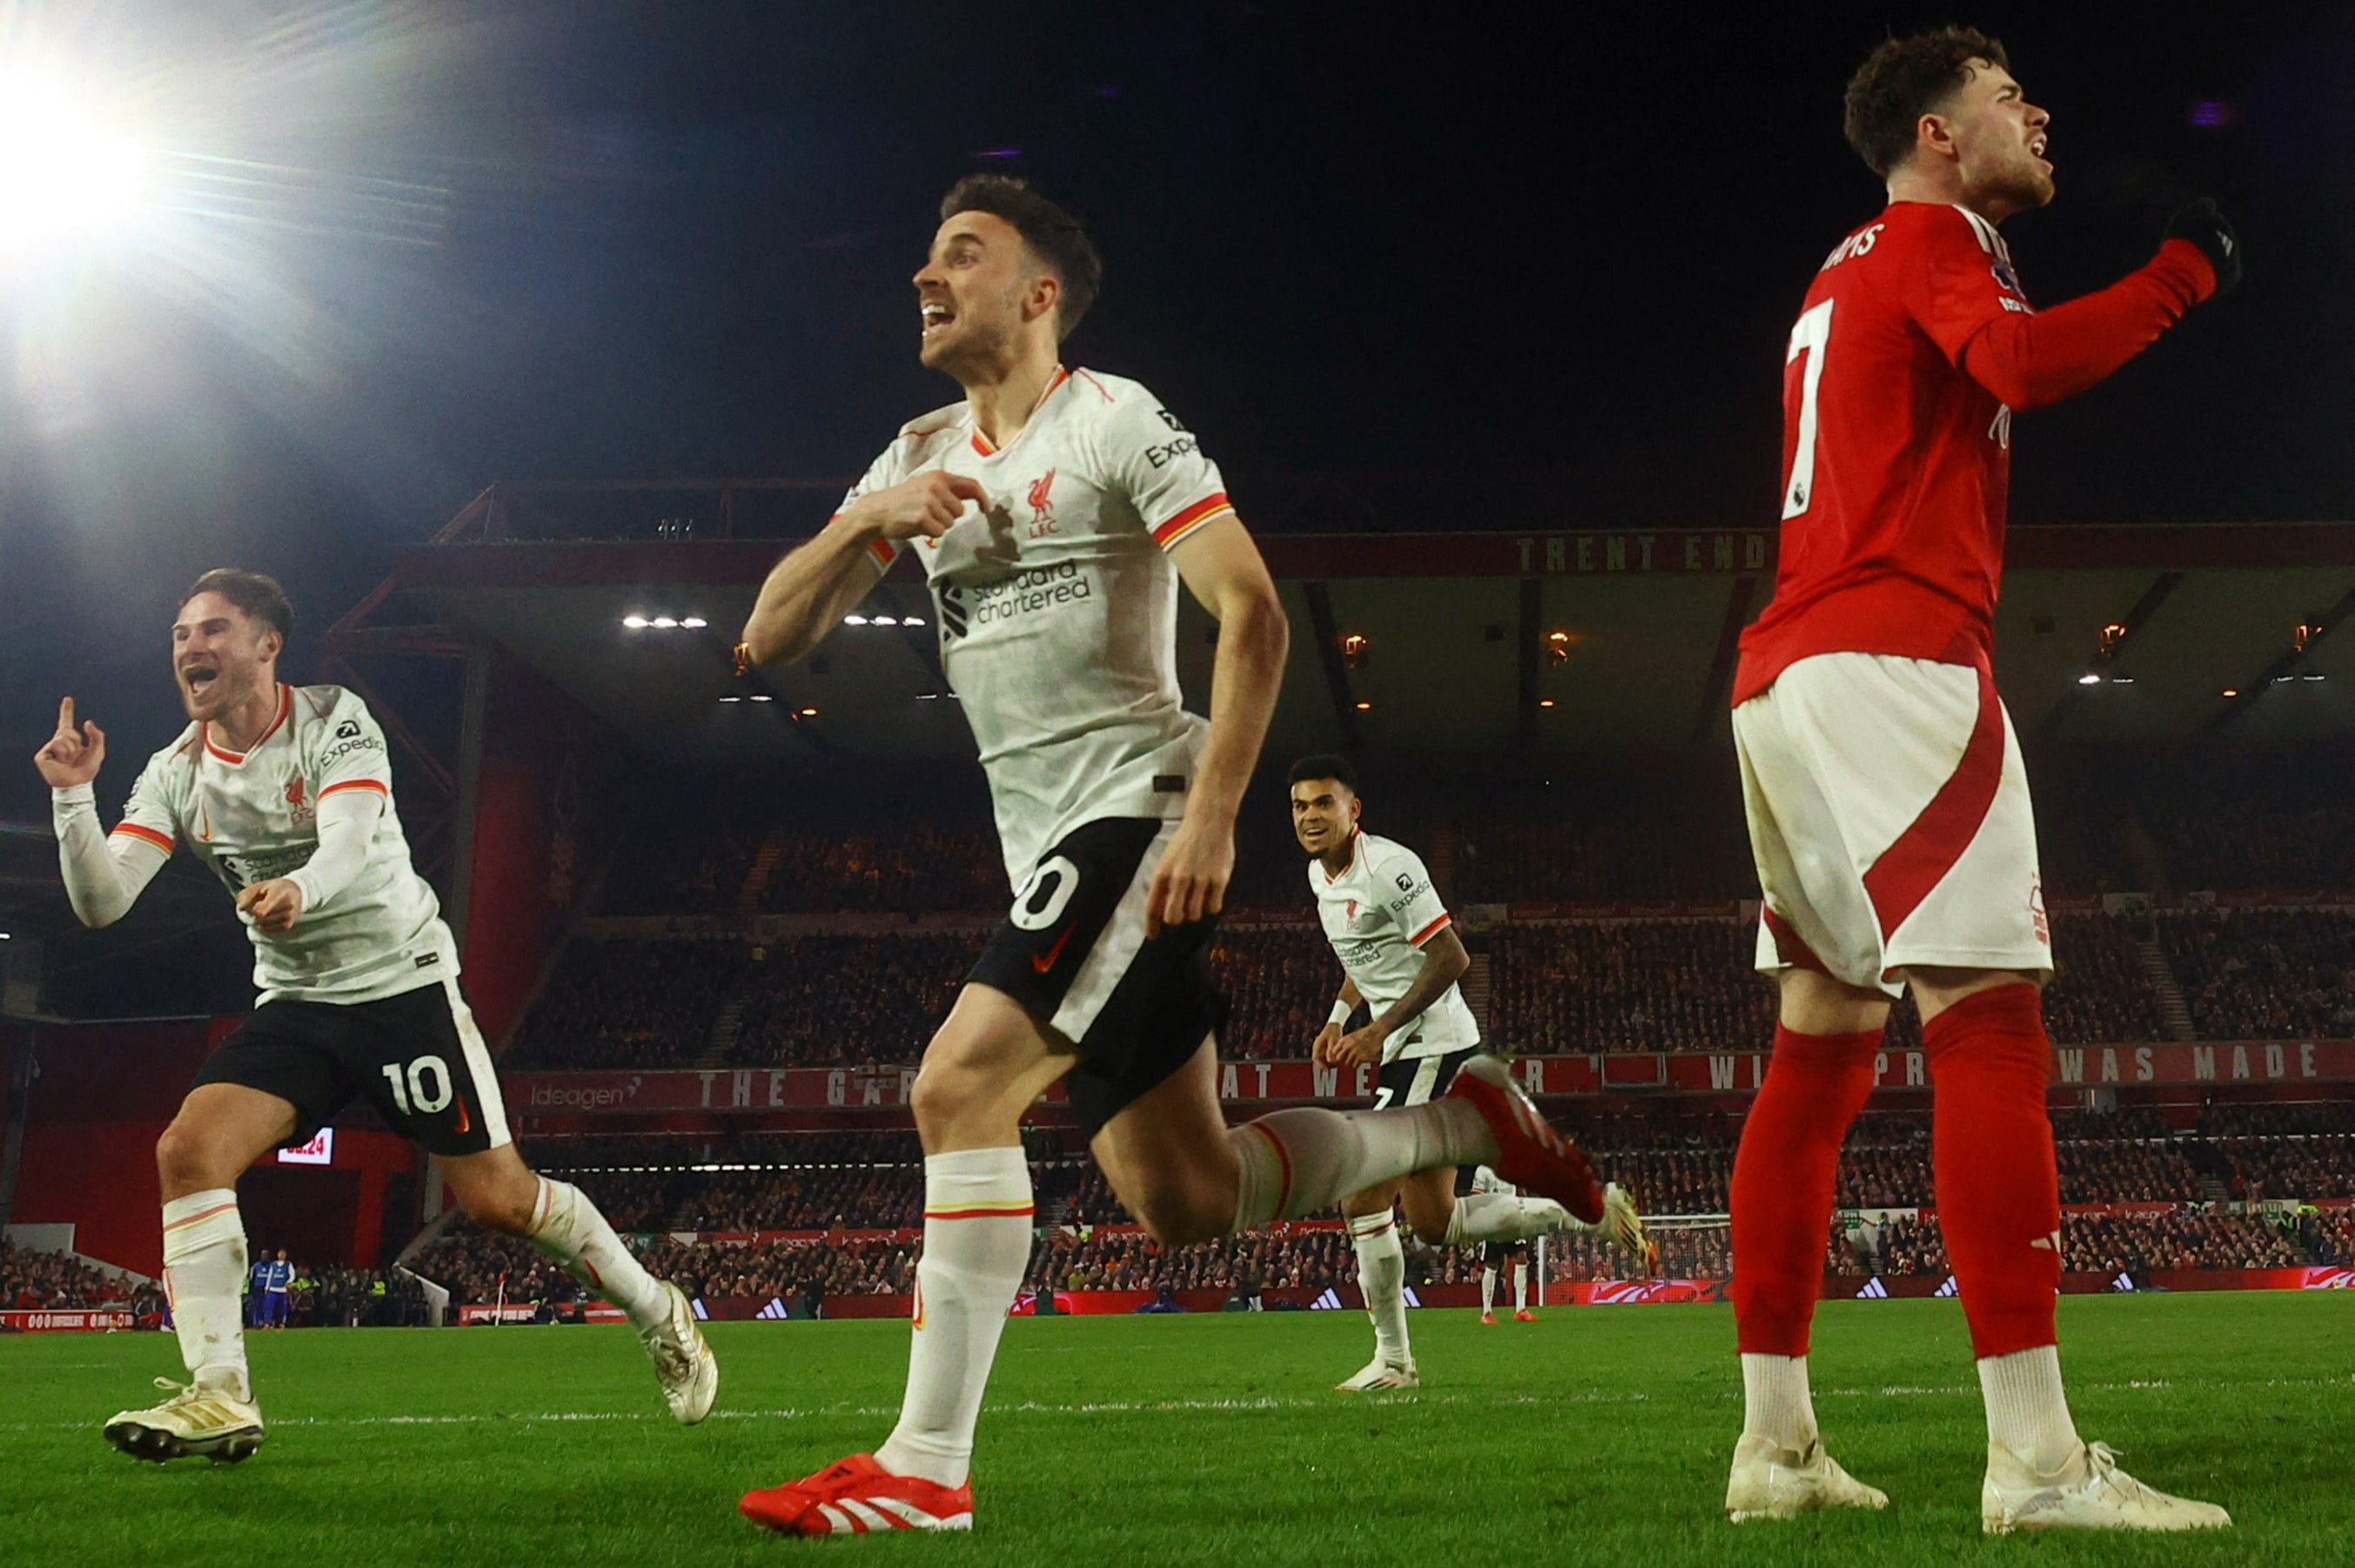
(2164, 908, 2355, 1042)
(728, 932, 983, 1068)
(759, 826, 1005, 915)
(1212, 923, 1341, 1061)
(1, 1239, 134, 1310)
(507, 937, 741, 1069)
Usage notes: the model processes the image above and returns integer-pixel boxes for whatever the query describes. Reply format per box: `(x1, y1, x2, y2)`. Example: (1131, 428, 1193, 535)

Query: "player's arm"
(1911, 202, 2235, 411)
(37, 699, 169, 929)
(1153, 515, 1289, 935)
(1311, 975, 1365, 1064)
(1334, 926, 1471, 1068)
(242, 694, 396, 933)
(739, 471, 986, 668)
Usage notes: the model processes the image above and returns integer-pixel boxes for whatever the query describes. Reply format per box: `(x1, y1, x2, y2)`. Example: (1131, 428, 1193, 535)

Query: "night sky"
(3, 2, 2352, 815)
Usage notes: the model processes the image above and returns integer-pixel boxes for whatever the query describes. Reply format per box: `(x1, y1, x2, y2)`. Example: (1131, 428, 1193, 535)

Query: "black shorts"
(1484, 1239, 1533, 1265)
(1371, 1046, 1479, 1111)
(968, 817, 1228, 1139)
(190, 979, 509, 1157)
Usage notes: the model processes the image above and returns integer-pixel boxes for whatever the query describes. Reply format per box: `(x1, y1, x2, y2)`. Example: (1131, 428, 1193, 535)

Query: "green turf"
(1, 1293, 2348, 1565)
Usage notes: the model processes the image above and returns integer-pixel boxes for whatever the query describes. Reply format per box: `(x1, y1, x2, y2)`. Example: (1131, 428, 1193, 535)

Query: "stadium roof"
(336, 485, 2355, 762)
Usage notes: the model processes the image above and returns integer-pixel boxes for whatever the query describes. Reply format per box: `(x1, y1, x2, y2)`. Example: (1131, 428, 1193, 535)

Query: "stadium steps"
(694, 993, 752, 1069)
(1461, 953, 1493, 1035)
(2134, 935, 2200, 1042)
(737, 830, 789, 916)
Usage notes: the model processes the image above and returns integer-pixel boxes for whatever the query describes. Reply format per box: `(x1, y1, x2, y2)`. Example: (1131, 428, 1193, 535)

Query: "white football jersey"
(1311, 829, 1479, 1062)
(852, 366, 1235, 885)
(112, 683, 460, 1004)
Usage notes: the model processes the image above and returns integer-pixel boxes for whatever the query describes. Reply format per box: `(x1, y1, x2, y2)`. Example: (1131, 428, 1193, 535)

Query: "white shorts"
(1734, 652, 2050, 999)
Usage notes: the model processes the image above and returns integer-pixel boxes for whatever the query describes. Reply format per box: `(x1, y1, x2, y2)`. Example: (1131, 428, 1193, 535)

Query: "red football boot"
(1445, 1056, 1605, 1223)
(740, 1453, 974, 1536)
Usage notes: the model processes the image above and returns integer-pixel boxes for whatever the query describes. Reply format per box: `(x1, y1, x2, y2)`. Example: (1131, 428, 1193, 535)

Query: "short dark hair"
(1843, 26, 2011, 178)
(185, 568, 294, 644)
(1287, 754, 1359, 794)
(939, 173, 1103, 339)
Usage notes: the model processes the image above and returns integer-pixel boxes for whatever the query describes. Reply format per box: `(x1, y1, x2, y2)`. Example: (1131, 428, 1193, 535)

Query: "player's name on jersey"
(499, 1039, 2355, 1119)
(1514, 530, 1774, 576)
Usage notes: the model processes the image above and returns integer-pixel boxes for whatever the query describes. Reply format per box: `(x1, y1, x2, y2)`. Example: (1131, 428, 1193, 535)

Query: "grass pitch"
(2, 1293, 2348, 1566)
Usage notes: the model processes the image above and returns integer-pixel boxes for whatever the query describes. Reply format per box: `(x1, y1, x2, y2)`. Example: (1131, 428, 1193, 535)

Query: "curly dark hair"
(939, 173, 1103, 340)
(1843, 26, 2011, 178)
(1287, 754, 1359, 794)
(184, 567, 294, 643)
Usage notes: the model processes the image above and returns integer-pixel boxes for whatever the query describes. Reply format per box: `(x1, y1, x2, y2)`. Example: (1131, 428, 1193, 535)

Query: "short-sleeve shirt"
(1310, 829, 1479, 1062)
(850, 366, 1236, 885)
(1735, 202, 2033, 704)
(112, 683, 460, 1004)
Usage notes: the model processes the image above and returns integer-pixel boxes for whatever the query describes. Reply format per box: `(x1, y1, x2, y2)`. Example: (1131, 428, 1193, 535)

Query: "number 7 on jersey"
(1781, 298, 1833, 519)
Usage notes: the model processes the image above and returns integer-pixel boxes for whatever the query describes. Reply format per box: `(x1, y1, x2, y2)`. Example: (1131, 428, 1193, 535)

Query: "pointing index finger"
(58, 697, 74, 733)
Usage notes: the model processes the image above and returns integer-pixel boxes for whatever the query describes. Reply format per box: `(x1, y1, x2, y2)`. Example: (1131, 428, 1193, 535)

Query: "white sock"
(1480, 1266, 1498, 1313)
(161, 1189, 251, 1403)
(1349, 1210, 1410, 1366)
(1442, 1190, 1573, 1244)
(1978, 1344, 2081, 1473)
(876, 1147, 1033, 1489)
(524, 1177, 669, 1330)
(1740, 1352, 1818, 1451)
(1229, 1102, 1493, 1229)
(1513, 1262, 1529, 1314)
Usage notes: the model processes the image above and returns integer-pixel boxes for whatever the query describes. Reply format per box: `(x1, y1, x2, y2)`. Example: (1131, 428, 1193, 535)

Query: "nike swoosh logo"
(1032, 927, 1075, 974)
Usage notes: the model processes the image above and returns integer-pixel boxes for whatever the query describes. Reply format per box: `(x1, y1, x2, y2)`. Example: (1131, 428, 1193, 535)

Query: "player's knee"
(453, 1173, 540, 1236)
(908, 1061, 989, 1144)
(154, 1121, 219, 1192)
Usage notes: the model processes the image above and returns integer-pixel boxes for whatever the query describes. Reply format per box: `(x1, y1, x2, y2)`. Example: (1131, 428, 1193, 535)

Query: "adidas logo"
(1310, 1289, 1343, 1310)
(1933, 1276, 1960, 1297)
(1855, 1277, 1889, 1299)
(756, 1297, 790, 1319)
(2111, 1271, 2138, 1293)
(1400, 1287, 1423, 1309)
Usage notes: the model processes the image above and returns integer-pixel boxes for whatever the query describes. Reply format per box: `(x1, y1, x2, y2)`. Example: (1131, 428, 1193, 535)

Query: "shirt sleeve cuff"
(50, 782, 96, 805)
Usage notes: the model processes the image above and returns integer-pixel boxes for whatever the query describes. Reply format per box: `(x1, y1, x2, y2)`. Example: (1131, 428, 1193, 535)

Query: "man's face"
(1934, 61, 2053, 214)
(171, 592, 278, 724)
(1290, 778, 1360, 857)
(277, 1251, 288, 1263)
(912, 210, 1053, 372)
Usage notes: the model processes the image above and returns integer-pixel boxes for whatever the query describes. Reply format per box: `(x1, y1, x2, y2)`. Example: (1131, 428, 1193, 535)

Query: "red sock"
(1731, 1022, 1882, 1356)
(1924, 982, 2059, 1358)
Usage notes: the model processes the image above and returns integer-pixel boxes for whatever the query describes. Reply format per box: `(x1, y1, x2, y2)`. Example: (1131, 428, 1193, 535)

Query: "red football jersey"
(1734, 201, 2212, 704)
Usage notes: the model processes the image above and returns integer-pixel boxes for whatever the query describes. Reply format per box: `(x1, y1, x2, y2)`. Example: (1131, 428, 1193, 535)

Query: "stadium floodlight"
(681, 616, 708, 628)
(903, 615, 925, 627)
(0, 67, 147, 258)
(871, 615, 898, 627)
(652, 615, 678, 629)
(2077, 673, 2102, 686)
(842, 614, 869, 626)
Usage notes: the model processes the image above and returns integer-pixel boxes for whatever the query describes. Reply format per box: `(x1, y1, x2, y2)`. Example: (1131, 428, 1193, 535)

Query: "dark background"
(2, 1, 2352, 821)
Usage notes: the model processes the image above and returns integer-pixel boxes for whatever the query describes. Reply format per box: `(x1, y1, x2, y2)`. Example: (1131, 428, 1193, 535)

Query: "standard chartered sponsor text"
(969, 560, 1092, 626)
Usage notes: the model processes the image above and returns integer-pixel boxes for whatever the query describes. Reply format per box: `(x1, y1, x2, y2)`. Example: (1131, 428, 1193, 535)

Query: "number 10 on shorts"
(379, 1055, 455, 1116)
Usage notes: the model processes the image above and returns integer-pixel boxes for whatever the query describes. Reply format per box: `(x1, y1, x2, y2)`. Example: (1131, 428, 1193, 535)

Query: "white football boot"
(641, 1280, 719, 1424)
(1726, 1434, 1889, 1522)
(104, 1376, 265, 1464)
(1334, 1355, 1420, 1391)
(1599, 1183, 1659, 1276)
(1982, 1441, 2230, 1534)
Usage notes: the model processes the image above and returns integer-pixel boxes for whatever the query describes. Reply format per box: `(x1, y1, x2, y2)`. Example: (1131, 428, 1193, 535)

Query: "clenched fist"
(845, 472, 990, 542)
(237, 878, 306, 934)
